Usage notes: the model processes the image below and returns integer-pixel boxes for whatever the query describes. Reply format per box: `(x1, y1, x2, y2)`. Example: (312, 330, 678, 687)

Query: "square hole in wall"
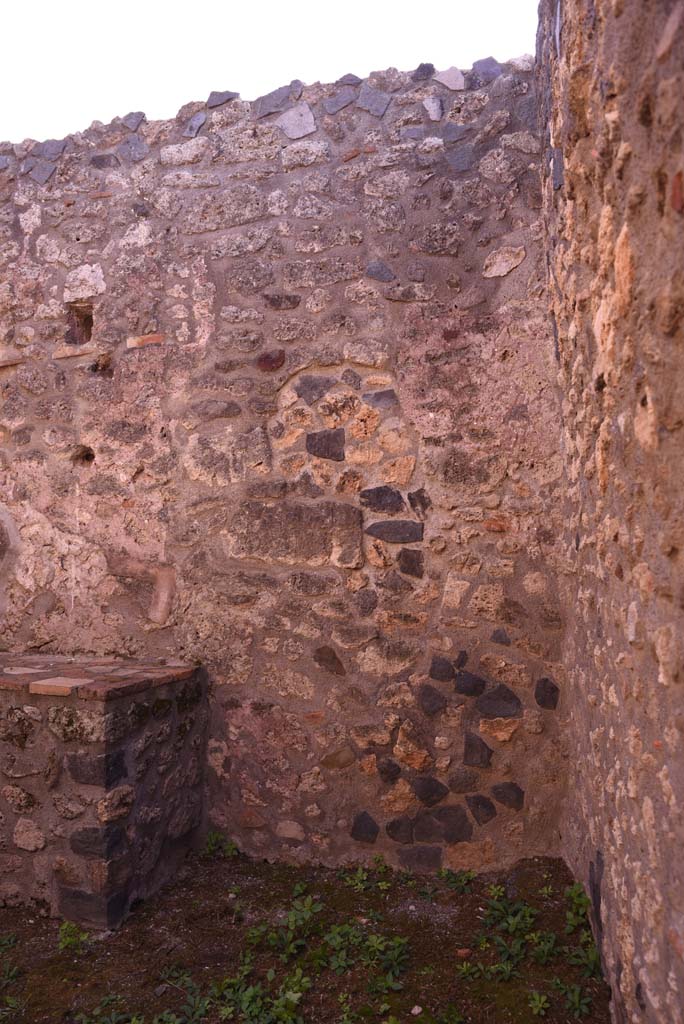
(65, 301, 94, 346)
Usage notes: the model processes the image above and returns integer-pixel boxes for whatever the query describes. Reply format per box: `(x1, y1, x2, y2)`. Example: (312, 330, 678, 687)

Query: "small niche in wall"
(65, 301, 94, 346)
(70, 444, 95, 465)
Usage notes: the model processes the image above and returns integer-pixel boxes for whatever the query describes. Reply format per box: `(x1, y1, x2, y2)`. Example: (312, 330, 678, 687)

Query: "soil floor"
(0, 849, 612, 1023)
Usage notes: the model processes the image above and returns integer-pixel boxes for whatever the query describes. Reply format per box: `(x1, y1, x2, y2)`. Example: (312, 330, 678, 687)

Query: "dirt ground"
(0, 847, 612, 1023)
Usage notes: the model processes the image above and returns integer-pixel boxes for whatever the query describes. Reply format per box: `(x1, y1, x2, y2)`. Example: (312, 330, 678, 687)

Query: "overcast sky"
(2, 0, 540, 144)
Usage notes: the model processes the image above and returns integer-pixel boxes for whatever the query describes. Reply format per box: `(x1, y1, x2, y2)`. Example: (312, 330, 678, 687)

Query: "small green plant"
(530, 931, 559, 965)
(538, 885, 554, 898)
(490, 960, 520, 982)
(203, 830, 239, 860)
(0, 962, 19, 992)
(58, 920, 89, 954)
(342, 867, 371, 894)
(564, 883, 591, 934)
(0, 996, 22, 1022)
(380, 936, 409, 979)
(75, 994, 131, 1024)
(529, 991, 551, 1017)
(564, 983, 592, 1019)
(337, 993, 358, 1024)
(487, 884, 505, 900)
(438, 869, 476, 894)
(0, 938, 16, 955)
(456, 961, 479, 981)
(286, 895, 322, 931)
(493, 935, 526, 965)
(372, 855, 390, 877)
(565, 940, 602, 979)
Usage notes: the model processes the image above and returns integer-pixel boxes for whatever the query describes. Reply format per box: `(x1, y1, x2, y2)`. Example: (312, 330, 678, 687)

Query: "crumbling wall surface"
(538, 1, 684, 1020)
(0, 59, 564, 873)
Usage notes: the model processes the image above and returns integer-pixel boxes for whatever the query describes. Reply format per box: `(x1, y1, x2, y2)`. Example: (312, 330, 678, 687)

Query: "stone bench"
(0, 655, 207, 929)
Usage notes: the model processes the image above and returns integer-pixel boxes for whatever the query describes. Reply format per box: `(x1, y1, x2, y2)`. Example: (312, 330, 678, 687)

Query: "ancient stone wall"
(0, 59, 565, 876)
(538, 1, 684, 1020)
(0, 656, 206, 927)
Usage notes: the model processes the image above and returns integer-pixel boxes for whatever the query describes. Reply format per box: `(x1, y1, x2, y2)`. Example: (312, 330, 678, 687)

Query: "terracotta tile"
(29, 677, 92, 696)
(78, 676, 158, 702)
(0, 675, 31, 692)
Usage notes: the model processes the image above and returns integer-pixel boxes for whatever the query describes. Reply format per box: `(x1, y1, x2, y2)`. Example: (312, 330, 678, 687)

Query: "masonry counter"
(0, 655, 207, 929)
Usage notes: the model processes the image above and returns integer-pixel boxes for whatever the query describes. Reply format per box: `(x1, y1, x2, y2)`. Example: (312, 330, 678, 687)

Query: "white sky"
(2, 0, 540, 145)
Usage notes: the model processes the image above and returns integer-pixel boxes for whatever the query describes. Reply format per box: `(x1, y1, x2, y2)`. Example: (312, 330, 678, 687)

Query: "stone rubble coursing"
(1, 51, 564, 925)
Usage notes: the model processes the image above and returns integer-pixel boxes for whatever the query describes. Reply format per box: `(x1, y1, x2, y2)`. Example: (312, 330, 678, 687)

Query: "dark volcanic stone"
(400, 126, 427, 142)
(264, 292, 301, 310)
(429, 655, 455, 682)
(360, 486, 404, 513)
(472, 56, 503, 83)
(67, 750, 126, 787)
(491, 782, 525, 811)
(448, 767, 478, 793)
(455, 670, 487, 697)
(337, 73, 363, 86)
(377, 758, 401, 785)
(58, 886, 129, 930)
(306, 427, 345, 461)
(491, 628, 511, 645)
(117, 134, 150, 162)
(442, 123, 473, 143)
(433, 804, 473, 844)
(365, 520, 423, 543)
(256, 349, 286, 372)
(183, 111, 207, 138)
(351, 811, 379, 844)
(323, 87, 357, 115)
(412, 776, 449, 807)
(408, 488, 432, 517)
(122, 111, 145, 131)
(313, 645, 346, 676)
(70, 825, 126, 859)
(90, 153, 120, 169)
(366, 260, 395, 282)
(475, 684, 523, 719)
(362, 388, 398, 409)
(463, 731, 493, 768)
(253, 80, 302, 118)
(535, 677, 560, 710)
(0, 156, 10, 171)
(34, 138, 67, 159)
(207, 89, 239, 108)
(341, 368, 362, 390)
(28, 159, 56, 184)
(399, 845, 443, 872)
(413, 810, 443, 843)
(356, 82, 392, 117)
(412, 62, 435, 81)
(398, 548, 424, 578)
(386, 815, 414, 844)
(355, 588, 378, 616)
(552, 148, 564, 190)
(378, 570, 412, 595)
(418, 683, 447, 717)
(466, 794, 497, 825)
(446, 145, 475, 173)
(294, 375, 335, 405)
